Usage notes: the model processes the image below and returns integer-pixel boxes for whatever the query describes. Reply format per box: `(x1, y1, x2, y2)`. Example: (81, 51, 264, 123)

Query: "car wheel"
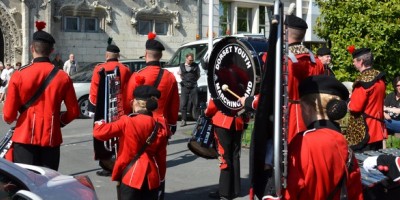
(78, 97, 90, 119)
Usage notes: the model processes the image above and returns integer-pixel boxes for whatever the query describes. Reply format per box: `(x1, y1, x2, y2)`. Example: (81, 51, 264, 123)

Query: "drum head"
(207, 37, 256, 116)
(188, 141, 218, 159)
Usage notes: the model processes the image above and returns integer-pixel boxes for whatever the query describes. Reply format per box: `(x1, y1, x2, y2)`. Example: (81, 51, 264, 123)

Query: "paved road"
(0, 117, 251, 200)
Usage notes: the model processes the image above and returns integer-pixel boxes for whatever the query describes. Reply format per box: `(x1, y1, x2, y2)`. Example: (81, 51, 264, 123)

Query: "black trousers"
(215, 125, 243, 198)
(180, 86, 198, 121)
(119, 179, 159, 200)
(13, 142, 60, 171)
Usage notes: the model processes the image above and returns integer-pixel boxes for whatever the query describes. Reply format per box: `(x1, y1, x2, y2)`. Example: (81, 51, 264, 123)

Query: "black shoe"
(96, 169, 111, 177)
(208, 191, 220, 199)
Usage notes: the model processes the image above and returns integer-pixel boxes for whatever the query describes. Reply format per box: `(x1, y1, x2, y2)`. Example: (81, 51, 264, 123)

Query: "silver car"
(71, 59, 166, 118)
(0, 158, 98, 200)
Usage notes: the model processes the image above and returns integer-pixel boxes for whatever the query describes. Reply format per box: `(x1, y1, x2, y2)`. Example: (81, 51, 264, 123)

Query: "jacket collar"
(306, 119, 341, 133)
(32, 57, 51, 63)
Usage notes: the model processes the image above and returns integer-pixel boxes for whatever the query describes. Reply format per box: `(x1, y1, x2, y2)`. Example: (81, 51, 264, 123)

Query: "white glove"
(262, 195, 280, 200)
(363, 156, 378, 173)
(88, 111, 95, 118)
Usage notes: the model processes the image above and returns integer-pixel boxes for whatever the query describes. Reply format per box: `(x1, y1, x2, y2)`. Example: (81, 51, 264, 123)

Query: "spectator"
(383, 76, 400, 135)
(0, 63, 14, 102)
(52, 53, 64, 70)
(178, 53, 200, 127)
(63, 53, 78, 76)
(15, 62, 21, 70)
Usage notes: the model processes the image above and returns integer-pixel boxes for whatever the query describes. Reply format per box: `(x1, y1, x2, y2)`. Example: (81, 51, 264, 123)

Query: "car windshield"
(165, 44, 208, 67)
(71, 67, 92, 82)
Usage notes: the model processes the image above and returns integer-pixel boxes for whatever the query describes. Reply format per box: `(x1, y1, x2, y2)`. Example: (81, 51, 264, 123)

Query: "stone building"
(0, 0, 318, 66)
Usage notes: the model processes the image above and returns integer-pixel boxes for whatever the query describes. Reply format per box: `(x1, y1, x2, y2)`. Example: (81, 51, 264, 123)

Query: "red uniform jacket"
(93, 114, 168, 190)
(3, 57, 79, 147)
(89, 59, 132, 114)
(283, 120, 363, 200)
(125, 64, 179, 128)
(348, 69, 386, 144)
(204, 99, 244, 131)
(287, 45, 325, 143)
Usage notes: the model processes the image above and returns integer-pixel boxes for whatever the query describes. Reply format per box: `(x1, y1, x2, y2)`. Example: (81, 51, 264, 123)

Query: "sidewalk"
(165, 121, 250, 200)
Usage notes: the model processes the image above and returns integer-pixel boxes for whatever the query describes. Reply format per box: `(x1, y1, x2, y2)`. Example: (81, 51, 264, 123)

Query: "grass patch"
(387, 135, 400, 148)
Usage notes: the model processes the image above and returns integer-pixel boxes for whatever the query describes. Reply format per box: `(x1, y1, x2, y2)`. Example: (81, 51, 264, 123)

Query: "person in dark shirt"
(52, 53, 64, 70)
(383, 76, 400, 134)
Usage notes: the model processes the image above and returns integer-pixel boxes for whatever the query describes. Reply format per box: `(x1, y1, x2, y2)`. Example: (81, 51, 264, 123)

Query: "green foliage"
(314, 0, 400, 83)
(387, 135, 400, 148)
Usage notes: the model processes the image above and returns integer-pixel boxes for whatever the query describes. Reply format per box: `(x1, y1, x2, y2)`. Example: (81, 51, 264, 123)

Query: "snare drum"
(187, 116, 218, 159)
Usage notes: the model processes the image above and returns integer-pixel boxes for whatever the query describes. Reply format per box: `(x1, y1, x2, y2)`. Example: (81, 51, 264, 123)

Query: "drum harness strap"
(19, 66, 59, 113)
(121, 67, 164, 177)
(327, 147, 354, 200)
(122, 121, 160, 177)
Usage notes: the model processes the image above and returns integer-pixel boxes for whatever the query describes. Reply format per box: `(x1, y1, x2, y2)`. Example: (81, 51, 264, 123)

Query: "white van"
(164, 35, 268, 119)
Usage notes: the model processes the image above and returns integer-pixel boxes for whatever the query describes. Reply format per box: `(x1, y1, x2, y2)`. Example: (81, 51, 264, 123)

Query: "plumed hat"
(33, 21, 55, 44)
(285, 15, 308, 30)
(352, 48, 371, 59)
(145, 32, 165, 52)
(106, 44, 120, 53)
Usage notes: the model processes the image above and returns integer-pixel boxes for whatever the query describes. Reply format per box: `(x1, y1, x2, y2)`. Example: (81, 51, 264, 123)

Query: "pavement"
(0, 108, 251, 200)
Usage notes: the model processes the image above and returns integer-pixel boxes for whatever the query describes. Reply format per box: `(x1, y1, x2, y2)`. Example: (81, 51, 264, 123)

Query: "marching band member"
(285, 15, 326, 143)
(93, 84, 168, 200)
(88, 44, 132, 177)
(265, 75, 363, 200)
(125, 32, 179, 199)
(205, 98, 247, 200)
(316, 45, 335, 76)
(125, 32, 179, 137)
(347, 47, 386, 152)
(3, 21, 79, 170)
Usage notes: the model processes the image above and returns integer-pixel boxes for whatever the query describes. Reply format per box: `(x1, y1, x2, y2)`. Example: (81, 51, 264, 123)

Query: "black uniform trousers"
(13, 142, 60, 170)
(215, 123, 243, 199)
(180, 85, 198, 121)
(119, 179, 159, 200)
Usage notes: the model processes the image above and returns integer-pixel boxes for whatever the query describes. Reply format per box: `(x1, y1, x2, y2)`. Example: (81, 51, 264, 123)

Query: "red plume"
(35, 21, 46, 31)
(148, 32, 156, 40)
(347, 45, 355, 54)
(135, 75, 145, 85)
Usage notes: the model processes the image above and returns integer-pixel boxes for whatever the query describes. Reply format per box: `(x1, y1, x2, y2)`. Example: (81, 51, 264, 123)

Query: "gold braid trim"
(353, 69, 382, 88)
(288, 44, 309, 55)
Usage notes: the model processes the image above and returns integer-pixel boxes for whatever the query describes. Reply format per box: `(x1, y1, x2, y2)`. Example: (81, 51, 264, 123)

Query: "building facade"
(0, 0, 318, 66)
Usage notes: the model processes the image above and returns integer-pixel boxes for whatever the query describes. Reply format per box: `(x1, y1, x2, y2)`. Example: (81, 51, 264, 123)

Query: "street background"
(0, 109, 251, 200)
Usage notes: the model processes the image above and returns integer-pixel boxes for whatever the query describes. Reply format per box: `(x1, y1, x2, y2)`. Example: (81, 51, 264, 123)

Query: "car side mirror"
(12, 190, 43, 200)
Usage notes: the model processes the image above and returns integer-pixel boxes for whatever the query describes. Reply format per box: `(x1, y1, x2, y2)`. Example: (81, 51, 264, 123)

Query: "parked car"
(164, 34, 268, 120)
(71, 59, 166, 118)
(0, 158, 97, 200)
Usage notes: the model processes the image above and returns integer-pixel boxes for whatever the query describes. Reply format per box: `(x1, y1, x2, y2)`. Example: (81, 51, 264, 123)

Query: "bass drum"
(188, 115, 218, 159)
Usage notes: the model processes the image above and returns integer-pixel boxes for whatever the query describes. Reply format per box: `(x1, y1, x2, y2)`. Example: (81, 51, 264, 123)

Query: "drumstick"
(222, 84, 240, 99)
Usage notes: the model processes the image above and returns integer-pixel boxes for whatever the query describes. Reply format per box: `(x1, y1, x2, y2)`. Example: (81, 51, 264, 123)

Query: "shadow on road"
(164, 177, 251, 200)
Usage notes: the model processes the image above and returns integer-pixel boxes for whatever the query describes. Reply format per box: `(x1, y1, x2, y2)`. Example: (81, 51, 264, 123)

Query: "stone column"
(21, 0, 30, 64)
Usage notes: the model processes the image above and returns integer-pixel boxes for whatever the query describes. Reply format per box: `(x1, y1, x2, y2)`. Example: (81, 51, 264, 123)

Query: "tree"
(314, 0, 400, 87)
